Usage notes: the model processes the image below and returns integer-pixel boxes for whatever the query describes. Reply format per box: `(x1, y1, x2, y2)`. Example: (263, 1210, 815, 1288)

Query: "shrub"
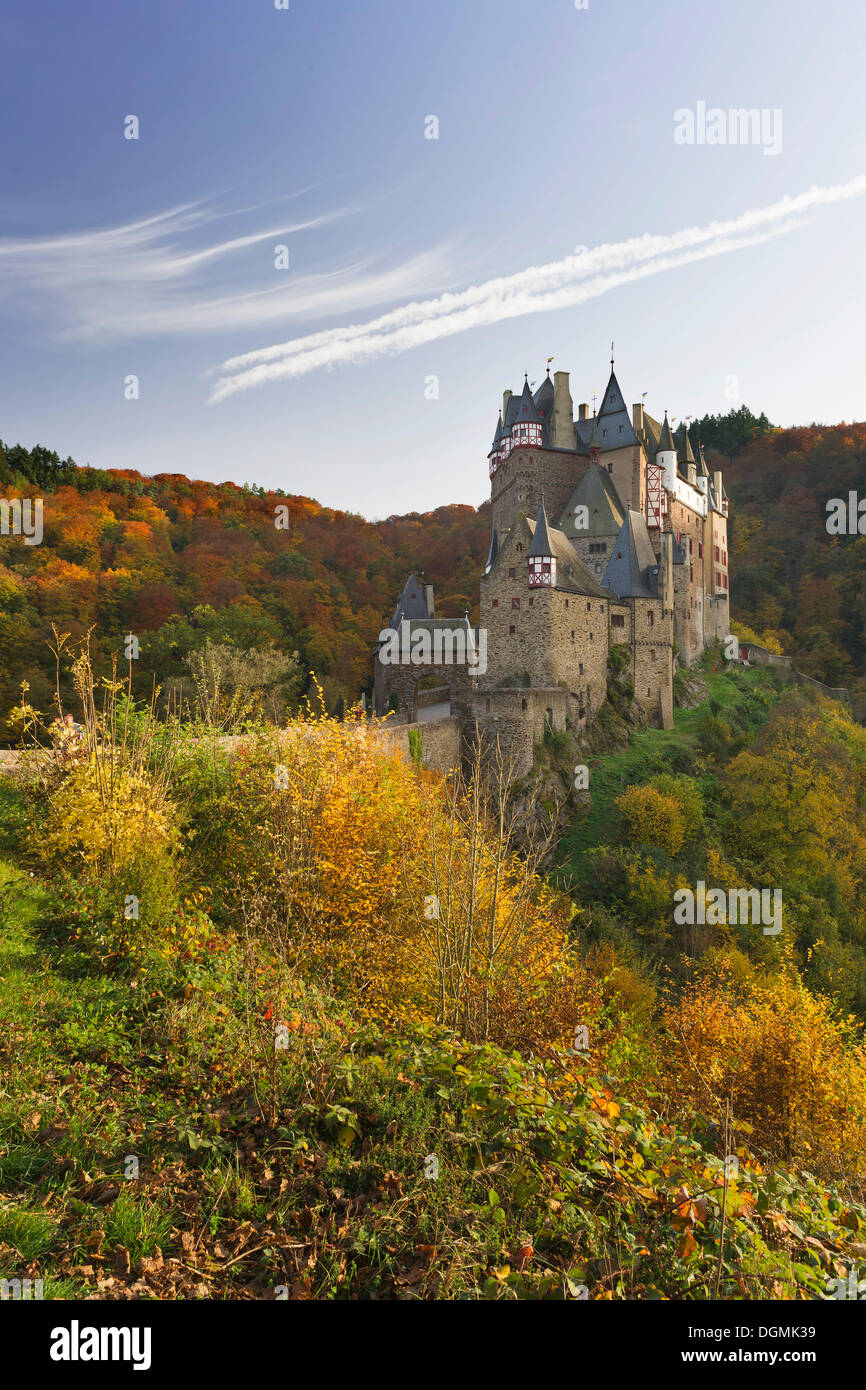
(617, 784, 685, 856)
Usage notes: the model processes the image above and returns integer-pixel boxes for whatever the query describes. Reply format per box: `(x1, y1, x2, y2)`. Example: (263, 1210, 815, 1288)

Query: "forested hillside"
(0, 441, 488, 732)
(2, 408, 865, 737)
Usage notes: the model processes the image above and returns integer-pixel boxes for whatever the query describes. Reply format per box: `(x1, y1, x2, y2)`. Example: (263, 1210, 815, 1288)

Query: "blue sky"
(1, 0, 865, 517)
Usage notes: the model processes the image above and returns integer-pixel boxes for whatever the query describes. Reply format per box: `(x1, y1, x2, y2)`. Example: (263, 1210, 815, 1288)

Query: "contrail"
(209, 175, 866, 402)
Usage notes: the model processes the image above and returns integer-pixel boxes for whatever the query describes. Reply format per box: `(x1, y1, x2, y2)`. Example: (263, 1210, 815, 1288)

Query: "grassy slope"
(2, 770, 866, 1301)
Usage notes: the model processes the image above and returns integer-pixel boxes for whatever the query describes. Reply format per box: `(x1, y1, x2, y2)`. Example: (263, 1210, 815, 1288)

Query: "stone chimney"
(687, 461, 697, 487)
(578, 403, 588, 421)
(713, 470, 723, 502)
(424, 584, 435, 617)
(502, 389, 512, 422)
(632, 402, 644, 433)
(552, 371, 575, 449)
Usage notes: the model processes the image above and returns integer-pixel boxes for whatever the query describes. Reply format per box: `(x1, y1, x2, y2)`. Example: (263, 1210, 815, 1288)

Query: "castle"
(374, 356, 730, 776)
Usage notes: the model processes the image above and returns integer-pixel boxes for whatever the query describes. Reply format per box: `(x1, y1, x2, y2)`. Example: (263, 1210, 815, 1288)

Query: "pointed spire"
(485, 528, 499, 571)
(674, 421, 696, 466)
(518, 375, 543, 422)
(657, 412, 676, 454)
(529, 496, 554, 557)
(589, 411, 600, 451)
(490, 413, 503, 449)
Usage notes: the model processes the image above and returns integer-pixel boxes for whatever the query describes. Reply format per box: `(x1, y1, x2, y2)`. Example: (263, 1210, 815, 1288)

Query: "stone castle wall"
(491, 447, 585, 541)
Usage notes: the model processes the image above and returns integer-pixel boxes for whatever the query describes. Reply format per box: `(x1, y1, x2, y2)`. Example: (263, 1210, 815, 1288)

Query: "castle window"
(600, 604, 604, 613)
(595, 564, 601, 574)
(579, 662, 584, 675)
(586, 601, 591, 611)
(571, 630, 575, 640)
(714, 545, 720, 561)
(491, 599, 498, 607)
(698, 543, 703, 558)
(517, 544, 523, 553)
(512, 597, 520, 609)
(651, 650, 656, 661)
(565, 599, 569, 608)
(590, 631, 593, 641)
(521, 698, 527, 711)
(690, 565, 694, 582)
(509, 624, 516, 635)
(509, 567, 516, 579)
(647, 611, 655, 627)
(612, 614, 625, 628)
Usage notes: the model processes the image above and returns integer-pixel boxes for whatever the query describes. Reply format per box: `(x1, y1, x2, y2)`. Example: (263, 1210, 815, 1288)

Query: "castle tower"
(656, 413, 678, 491)
(528, 498, 556, 588)
(512, 376, 545, 449)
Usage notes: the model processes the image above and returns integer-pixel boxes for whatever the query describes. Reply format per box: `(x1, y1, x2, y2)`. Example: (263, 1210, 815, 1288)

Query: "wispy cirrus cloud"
(0, 198, 452, 340)
(209, 176, 866, 403)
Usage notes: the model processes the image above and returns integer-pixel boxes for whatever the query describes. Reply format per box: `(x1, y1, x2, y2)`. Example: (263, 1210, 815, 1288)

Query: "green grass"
(0, 1203, 58, 1259)
(103, 1189, 174, 1261)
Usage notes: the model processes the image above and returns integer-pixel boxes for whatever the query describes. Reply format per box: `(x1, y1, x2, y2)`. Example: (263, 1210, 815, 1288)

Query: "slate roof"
(602, 510, 662, 600)
(485, 528, 499, 571)
(576, 369, 639, 452)
(533, 373, 554, 421)
(674, 422, 696, 466)
(518, 508, 612, 598)
(558, 463, 625, 541)
(516, 377, 544, 424)
(657, 413, 676, 454)
(528, 498, 555, 558)
(388, 573, 432, 628)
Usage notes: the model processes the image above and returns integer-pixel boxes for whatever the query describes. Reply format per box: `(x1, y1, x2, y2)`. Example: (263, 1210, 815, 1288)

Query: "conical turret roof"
(517, 375, 544, 424)
(528, 497, 555, 557)
(657, 413, 676, 454)
(674, 422, 695, 466)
